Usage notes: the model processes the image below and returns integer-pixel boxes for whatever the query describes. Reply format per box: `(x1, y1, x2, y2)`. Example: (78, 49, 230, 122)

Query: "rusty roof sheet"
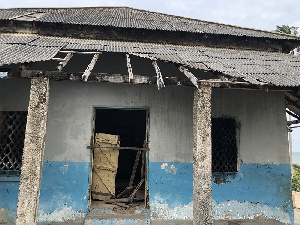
(1, 33, 300, 87)
(0, 7, 299, 40)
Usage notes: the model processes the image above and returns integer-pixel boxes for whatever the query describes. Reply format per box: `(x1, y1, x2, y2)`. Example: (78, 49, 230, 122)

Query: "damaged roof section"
(1, 33, 300, 87)
(0, 7, 299, 41)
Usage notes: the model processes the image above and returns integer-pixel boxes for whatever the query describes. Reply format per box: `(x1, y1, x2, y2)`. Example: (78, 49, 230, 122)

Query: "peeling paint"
(37, 205, 85, 222)
(59, 164, 69, 174)
(160, 163, 168, 169)
(150, 199, 291, 224)
(0, 207, 16, 223)
(150, 195, 193, 220)
(170, 165, 176, 174)
(212, 200, 291, 225)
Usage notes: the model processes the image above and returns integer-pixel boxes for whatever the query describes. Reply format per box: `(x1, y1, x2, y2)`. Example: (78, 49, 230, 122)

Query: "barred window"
(0, 111, 27, 173)
(212, 117, 238, 173)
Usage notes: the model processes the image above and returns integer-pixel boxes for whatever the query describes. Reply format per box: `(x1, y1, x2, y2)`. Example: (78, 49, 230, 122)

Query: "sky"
(0, 0, 299, 151)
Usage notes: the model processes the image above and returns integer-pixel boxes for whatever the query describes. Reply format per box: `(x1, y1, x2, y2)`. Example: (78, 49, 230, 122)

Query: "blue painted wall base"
(149, 162, 293, 225)
(0, 161, 293, 224)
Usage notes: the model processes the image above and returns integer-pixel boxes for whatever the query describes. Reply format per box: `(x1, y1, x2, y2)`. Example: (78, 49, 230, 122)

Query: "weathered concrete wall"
(148, 89, 292, 224)
(0, 79, 291, 224)
(43, 81, 194, 163)
(212, 88, 289, 164)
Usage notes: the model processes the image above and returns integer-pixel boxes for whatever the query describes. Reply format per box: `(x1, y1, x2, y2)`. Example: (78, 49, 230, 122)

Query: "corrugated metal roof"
(1, 33, 300, 87)
(0, 7, 298, 40)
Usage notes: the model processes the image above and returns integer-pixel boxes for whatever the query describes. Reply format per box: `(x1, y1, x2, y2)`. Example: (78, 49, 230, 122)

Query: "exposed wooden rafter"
(126, 54, 134, 83)
(178, 66, 199, 88)
(152, 60, 165, 90)
(16, 70, 298, 92)
(56, 52, 73, 71)
(82, 53, 100, 82)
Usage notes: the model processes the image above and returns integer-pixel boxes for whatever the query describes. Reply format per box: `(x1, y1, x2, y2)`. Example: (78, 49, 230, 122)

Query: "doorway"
(91, 107, 149, 210)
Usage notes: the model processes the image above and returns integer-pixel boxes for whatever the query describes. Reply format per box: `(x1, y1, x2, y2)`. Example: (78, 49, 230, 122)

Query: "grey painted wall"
(43, 81, 194, 162)
(0, 79, 30, 111)
(0, 78, 289, 165)
(212, 89, 289, 164)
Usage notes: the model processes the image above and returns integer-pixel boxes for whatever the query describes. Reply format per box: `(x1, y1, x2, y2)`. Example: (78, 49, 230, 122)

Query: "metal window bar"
(212, 117, 238, 172)
(0, 111, 27, 171)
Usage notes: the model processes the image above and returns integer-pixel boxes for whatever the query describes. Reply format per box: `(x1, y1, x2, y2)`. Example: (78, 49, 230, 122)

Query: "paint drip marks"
(160, 163, 176, 174)
(37, 205, 85, 222)
(213, 200, 291, 225)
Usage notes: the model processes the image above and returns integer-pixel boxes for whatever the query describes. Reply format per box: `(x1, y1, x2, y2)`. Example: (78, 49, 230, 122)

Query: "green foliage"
(293, 164, 300, 192)
(275, 25, 298, 35)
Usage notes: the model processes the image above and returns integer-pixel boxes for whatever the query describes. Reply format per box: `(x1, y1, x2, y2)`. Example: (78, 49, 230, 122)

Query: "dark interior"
(94, 108, 147, 199)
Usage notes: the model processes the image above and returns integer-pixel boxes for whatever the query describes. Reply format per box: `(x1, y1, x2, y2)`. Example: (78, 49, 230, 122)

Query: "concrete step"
(84, 206, 150, 225)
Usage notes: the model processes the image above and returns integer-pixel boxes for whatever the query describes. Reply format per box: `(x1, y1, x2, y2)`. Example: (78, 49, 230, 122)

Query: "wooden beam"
(17, 69, 297, 91)
(20, 70, 193, 86)
(152, 60, 165, 90)
(16, 77, 50, 225)
(193, 85, 213, 225)
(178, 65, 199, 88)
(82, 53, 100, 82)
(57, 52, 73, 71)
(126, 54, 134, 83)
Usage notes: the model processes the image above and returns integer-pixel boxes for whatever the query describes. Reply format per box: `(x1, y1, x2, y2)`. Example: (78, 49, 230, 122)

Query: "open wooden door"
(91, 133, 120, 200)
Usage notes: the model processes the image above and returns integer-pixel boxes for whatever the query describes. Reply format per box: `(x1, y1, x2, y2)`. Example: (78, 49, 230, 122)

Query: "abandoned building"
(0, 6, 300, 225)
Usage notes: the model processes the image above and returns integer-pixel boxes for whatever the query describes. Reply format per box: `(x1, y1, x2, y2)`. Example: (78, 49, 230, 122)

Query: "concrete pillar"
(16, 78, 50, 225)
(193, 86, 212, 225)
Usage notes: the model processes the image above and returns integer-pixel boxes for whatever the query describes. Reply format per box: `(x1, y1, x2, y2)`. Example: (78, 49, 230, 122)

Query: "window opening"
(212, 117, 238, 172)
(0, 111, 27, 174)
(91, 108, 148, 211)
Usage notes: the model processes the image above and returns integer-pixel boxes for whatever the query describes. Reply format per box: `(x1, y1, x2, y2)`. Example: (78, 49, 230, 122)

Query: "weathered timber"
(128, 178, 145, 202)
(16, 77, 50, 225)
(178, 66, 199, 88)
(152, 60, 165, 90)
(57, 52, 73, 71)
(193, 86, 212, 225)
(82, 53, 100, 82)
(17, 70, 297, 91)
(20, 70, 193, 86)
(126, 54, 134, 83)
